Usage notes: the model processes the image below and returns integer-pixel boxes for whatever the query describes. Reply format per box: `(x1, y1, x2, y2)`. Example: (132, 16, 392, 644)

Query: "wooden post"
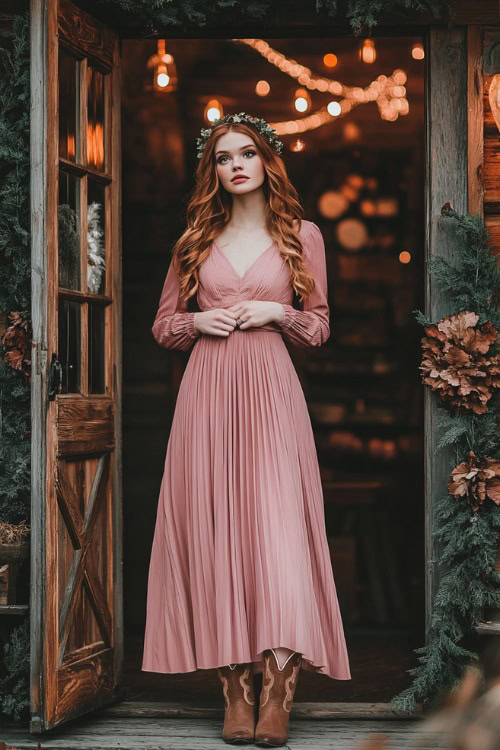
(424, 26, 468, 637)
(30, 0, 56, 731)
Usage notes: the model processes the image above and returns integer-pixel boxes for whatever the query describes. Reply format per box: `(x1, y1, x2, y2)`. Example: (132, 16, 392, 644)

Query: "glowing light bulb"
(327, 101, 341, 116)
(204, 99, 223, 123)
(323, 53, 338, 68)
(411, 43, 425, 60)
(255, 80, 270, 96)
(360, 38, 376, 64)
(157, 73, 169, 87)
(295, 97, 308, 112)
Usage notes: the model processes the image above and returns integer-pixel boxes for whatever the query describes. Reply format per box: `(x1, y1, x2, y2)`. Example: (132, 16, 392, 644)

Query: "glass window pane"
(58, 300, 81, 394)
(58, 169, 81, 290)
(88, 303, 105, 394)
(59, 48, 80, 162)
(87, 179, 106, 295)
(87, 65, 105, 171)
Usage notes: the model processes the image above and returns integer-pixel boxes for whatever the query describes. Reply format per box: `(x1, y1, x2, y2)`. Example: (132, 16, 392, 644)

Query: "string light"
(268, 72, 408, 137)
(327, 101, 341, 116)
(294, 88, 311, 112)
(230, 39, 410, 135)
(255, 80, 270, 96)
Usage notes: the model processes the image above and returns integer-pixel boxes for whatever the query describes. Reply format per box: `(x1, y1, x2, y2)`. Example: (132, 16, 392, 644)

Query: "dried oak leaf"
(448, 450, 500, 512)
(1, 311, 33, 379)
(420, 310, 500, 414)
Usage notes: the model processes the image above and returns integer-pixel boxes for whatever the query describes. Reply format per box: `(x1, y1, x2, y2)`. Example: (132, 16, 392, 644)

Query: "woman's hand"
(224, 300, 285, 330)
(194, 308, 240, 337)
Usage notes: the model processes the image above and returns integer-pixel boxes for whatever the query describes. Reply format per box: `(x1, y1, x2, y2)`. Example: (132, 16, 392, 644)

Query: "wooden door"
(30, 0, 123, 732)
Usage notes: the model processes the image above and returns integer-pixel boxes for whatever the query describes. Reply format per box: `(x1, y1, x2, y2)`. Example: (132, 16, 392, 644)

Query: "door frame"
(423, 25, 469, 635)
(29, 0, 474, 732)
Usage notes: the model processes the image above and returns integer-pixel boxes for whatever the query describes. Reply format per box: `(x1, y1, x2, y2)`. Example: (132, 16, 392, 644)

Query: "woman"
(142, 112, 351, 747)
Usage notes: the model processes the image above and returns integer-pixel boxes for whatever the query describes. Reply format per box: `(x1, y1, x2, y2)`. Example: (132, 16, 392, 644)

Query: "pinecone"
(448, 450, 500, 513)
(419, 310, 500, 414)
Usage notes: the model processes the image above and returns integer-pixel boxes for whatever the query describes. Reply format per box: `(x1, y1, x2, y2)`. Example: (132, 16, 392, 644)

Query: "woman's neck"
(228, 187, 267, 229)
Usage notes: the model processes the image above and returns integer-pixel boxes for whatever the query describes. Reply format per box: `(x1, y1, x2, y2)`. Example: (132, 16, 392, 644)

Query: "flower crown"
(196, 112, 284, 159)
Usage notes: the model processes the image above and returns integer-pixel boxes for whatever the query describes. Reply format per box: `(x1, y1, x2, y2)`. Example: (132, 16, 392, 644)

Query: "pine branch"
(392, 206, 500, 710)
(95, 0, 450, 33)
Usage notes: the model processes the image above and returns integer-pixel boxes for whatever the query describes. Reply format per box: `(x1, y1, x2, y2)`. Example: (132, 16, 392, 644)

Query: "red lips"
(231, 175, 249, 182)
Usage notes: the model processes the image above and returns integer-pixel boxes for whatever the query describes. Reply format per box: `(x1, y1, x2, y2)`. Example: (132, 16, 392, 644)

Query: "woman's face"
(214, 129, 266, 195)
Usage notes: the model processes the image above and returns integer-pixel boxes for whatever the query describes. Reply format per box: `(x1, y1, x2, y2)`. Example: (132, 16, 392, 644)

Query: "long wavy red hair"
(171, 122, 316, 304)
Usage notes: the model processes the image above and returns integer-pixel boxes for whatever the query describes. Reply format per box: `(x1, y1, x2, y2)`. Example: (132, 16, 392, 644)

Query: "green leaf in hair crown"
(196, 112, 284, 158)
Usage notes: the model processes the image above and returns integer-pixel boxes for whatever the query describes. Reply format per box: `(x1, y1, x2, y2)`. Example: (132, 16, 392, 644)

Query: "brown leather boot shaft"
(255, 649, 302, 747)
(216, 662, 256, 744)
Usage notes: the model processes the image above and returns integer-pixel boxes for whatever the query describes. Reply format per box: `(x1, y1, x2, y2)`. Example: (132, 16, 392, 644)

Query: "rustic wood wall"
(476, 26, 500, 633)
(482, 28, 500, 253)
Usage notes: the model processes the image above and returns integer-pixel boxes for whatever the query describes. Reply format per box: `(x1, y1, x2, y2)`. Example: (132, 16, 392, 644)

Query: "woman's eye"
(218, 150, 255, 164)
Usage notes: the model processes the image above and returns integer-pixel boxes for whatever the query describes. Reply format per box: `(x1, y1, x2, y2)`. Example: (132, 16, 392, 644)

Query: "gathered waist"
(236, 323, 282, 333)
(194, 324, 284, 348)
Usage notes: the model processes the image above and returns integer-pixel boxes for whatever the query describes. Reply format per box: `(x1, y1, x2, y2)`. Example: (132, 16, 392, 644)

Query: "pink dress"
(141, 219, 351, 681)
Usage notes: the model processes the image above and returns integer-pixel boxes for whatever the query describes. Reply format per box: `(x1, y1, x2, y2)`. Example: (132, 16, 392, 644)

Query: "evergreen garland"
(0, 619, 30, 721)
(391, 206, 500, 712)
(96, 0, 454, 35)
(0, 11, 31, 525)
(0, 10, 31, 725)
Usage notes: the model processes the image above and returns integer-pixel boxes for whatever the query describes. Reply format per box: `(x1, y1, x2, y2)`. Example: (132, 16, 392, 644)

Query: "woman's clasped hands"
(193, 300, 285, 337)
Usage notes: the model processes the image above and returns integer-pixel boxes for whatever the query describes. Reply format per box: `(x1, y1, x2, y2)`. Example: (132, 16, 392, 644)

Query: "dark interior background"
(121, 34, 426, 702)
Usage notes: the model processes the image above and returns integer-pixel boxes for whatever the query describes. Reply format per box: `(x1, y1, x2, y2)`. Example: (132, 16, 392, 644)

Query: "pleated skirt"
(141, 328, 351, 680)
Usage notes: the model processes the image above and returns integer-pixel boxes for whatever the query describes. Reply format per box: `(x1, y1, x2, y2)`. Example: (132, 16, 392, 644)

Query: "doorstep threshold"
(99, 700, 423, 720)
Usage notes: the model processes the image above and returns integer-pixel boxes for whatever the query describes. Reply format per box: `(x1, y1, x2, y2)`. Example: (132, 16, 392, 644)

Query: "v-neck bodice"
(213, 239, 277, 282)
(151, 219, 331, 344)
(195, 234, 291, 313)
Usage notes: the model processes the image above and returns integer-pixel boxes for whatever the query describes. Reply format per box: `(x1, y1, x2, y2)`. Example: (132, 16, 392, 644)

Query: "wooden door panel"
(57, 400, 115, 454)
(30, 0, 122, 732)
(56, 453, 111, 656)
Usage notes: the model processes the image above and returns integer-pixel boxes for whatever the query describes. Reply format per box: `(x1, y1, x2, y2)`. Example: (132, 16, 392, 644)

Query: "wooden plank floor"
(0, 713, 449, 750)
(124, 631, 425, 704)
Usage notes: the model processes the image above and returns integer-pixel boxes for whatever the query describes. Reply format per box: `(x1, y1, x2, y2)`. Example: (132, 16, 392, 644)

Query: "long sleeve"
(151, 259, 201, 351)
(278, 221, 330, 347)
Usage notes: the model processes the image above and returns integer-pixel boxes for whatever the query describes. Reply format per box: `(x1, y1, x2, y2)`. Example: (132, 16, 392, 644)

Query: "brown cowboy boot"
(255, 649, 302, 747)
(216, 662, 256, 744)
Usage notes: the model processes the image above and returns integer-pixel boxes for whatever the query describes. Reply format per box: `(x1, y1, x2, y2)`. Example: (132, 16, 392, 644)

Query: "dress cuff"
(278, 303, 296, 331)
(170, 311, 199, 341)
(187, 312, 199, 339)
